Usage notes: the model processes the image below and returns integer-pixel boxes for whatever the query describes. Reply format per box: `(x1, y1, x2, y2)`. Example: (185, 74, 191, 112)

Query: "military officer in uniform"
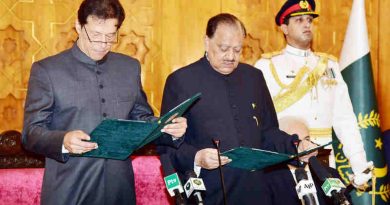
(254, 0, 372, 188)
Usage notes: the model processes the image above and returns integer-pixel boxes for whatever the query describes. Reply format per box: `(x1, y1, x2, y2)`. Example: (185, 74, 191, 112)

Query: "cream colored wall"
(0, 0, 388, 132)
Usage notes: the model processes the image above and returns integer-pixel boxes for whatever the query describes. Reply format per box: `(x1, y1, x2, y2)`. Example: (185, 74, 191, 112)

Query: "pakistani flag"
(332, 0, 390, 204)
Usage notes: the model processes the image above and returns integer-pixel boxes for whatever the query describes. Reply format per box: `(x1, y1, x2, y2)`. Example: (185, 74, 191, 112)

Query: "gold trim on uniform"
(315, 52, 339, 88)
(290, 11, 317, 17)
(309, 128, 332, 137)
(270, 56, 329, 113)
(271, 63, 309, 89)
(261, 51, 283, 59)
(314, 52, 338, 62)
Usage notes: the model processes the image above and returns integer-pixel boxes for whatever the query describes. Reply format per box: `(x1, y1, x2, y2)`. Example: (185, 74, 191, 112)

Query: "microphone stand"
(173, 189, 186, 205)
(213, 139, 227, 205)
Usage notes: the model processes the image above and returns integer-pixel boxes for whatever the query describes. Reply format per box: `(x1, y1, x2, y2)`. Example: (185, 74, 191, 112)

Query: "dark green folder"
(78, 93, 201, 160)
(222, 141, 332, 171)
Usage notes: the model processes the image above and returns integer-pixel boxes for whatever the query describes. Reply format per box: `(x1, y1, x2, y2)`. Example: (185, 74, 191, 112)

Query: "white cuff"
(348, 153, 369, 174)
(352, 172, 372, 186)
(62, 145, 69, 153)
(194, 162, 202, 177)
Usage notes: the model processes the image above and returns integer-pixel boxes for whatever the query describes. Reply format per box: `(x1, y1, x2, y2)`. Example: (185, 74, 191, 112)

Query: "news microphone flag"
(309, 156, 350, 205)
(295, 179, 317, 200)
(164, 173, 184, 197)
(184, 177, 206, 198)
(295, 168, 318, 205)
(321, 178, 347, 197)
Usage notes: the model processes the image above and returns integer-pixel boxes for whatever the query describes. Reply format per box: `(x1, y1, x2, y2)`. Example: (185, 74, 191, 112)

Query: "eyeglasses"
(301, 136, 321, 147)
(83, 26, 118, 45)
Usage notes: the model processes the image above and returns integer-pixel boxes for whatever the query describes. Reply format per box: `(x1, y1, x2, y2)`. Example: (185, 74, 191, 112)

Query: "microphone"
(184, 170, 206, 205)
(292, 135, 305, 167)
(295, 168, 318, 205)
(308, 156, 350, 205)
(160, 154, 186, 205)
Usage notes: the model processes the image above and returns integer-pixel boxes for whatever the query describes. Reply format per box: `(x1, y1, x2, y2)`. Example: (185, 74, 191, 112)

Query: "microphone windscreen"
(185, 170, 197, 180)
(295, 168, 308, 181)
(308, 156, 332, 182)
(160, 154, 175, 177)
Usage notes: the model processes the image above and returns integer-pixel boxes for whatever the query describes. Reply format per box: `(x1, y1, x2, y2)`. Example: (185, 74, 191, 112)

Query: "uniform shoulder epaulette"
(314, 52, 338, 62)
(261, 50, 283, 59)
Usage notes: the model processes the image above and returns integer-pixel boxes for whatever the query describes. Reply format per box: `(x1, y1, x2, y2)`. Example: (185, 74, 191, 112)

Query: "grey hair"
(278, 116, 309, 136)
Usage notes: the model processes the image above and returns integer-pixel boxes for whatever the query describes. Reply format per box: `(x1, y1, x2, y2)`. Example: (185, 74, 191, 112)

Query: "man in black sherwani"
(159, 13, 310, 205)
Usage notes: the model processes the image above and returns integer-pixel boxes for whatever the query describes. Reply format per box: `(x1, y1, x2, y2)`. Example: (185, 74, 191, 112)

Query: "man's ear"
(75, 19, 82, 35)
(204, 35, 210, 52)
(280, 24, 288, 35)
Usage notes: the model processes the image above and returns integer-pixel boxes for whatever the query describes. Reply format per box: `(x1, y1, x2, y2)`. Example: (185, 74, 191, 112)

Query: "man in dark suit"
(265, 117, 342, 205)
(159, 13, 312, 205)
(22, 0, 187, 204)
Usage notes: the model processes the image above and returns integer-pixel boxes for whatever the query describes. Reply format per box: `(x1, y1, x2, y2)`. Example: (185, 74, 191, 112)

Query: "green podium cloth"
(77, 93, 201, 160)
(222, 141, 331, 171)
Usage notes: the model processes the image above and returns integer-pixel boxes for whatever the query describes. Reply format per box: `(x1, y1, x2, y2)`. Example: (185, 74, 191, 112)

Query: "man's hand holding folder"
(69, 93, 200, 159)
(161, 117, 187, 139)
(63, 116, 187, 155)
(221, 141, 332, 171)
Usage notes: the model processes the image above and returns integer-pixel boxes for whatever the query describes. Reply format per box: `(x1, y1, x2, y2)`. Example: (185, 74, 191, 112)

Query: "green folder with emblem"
(222, 141, 332, 171)
(77, 93, 201, 160)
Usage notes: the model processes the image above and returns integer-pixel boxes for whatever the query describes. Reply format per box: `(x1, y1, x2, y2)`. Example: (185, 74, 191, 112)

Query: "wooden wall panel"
(158, 0, 221, 113)
(115, 0, 162, 113)
(0, 0, 388, 132)
(378, 0, 390, 131)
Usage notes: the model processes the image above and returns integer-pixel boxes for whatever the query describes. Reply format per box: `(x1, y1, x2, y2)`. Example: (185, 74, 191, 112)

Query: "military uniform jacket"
(160, 56, 296, 205)
(254, 45, 367, 173)
(22, 43, 173, 205)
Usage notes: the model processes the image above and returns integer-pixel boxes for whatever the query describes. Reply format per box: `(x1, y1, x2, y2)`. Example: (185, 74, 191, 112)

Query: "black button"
(99, 84, 104, 89)
(96, 71, 102, 75)
(103, 113, 107, 117)
(101, 98, 106, 103)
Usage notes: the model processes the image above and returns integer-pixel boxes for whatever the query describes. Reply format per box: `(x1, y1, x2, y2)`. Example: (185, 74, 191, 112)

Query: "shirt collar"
(202, 53, 238, 78)
(70, 42, 108, 65)
(285, 44, 311, 57)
